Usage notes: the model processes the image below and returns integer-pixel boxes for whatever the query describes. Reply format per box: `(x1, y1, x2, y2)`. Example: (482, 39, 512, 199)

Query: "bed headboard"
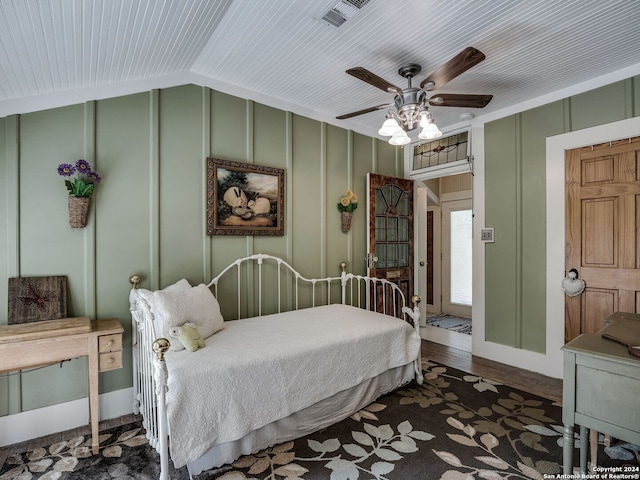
(129, 253, 421, 327)
(207, 254, 341, 319)
(205, 253, 419, 323)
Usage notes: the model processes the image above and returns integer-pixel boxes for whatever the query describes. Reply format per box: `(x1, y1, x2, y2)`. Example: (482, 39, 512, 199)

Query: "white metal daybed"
(129, 254, 423, 479)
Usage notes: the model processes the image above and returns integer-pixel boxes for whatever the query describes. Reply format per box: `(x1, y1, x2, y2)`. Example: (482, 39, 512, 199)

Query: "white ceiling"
(1, 0, 640, 139)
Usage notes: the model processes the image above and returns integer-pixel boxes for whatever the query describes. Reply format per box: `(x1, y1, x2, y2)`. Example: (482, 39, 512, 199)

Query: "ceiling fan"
(336, 47, 493, 145)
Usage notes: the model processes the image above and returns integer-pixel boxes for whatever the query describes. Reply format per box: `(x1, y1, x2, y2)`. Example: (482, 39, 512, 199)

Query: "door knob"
(562, 268, 585, 297)
(419, 261, 426, 267)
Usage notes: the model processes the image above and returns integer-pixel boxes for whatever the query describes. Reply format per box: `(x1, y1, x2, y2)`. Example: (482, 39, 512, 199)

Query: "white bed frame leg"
(152, 338, 171, 480)
(340, 262, 348, 304)
(402, 295, 424, 385)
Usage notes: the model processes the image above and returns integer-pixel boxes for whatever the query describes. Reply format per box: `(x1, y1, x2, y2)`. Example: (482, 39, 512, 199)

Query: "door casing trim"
(546, 116, 640, 378)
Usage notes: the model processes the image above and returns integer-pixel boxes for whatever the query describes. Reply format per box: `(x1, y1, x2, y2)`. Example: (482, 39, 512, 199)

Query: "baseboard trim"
(420, 325, 472, 352)
(0, 387, 134, 448)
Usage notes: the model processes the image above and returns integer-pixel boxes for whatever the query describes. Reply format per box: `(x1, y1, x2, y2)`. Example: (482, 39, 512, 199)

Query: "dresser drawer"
(99, 334, 122, 353)
(99, 351, 123, 371)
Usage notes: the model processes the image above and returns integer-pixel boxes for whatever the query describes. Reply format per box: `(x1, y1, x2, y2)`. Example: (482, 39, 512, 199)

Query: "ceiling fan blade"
(346, 67, 401, 94)
(428, 94, 493, 108)
(420, 47, 486, 91)
(336, 103, 393, 120)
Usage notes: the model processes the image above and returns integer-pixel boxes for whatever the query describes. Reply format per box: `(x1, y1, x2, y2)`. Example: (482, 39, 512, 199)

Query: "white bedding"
(165, 303, 421, 468)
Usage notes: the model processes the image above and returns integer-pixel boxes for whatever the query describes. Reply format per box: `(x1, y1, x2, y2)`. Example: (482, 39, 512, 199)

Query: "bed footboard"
(339, 263, 423, 384)
(128, 277, 164, 453)
(151, 339, 170, 480)
(403, 295, 423, 384)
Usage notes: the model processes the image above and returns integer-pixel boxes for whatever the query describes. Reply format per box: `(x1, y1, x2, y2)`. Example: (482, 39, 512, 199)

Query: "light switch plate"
(481, 228, 494, 242)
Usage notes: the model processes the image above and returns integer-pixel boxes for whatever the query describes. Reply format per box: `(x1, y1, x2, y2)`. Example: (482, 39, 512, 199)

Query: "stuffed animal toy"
(169, 322, 205, 352)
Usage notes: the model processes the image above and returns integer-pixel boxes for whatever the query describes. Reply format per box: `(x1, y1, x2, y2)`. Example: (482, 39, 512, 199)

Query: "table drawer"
(99, 334, 122, 353)
(99, 351, 122, 371)
(576, 364, 640, 430)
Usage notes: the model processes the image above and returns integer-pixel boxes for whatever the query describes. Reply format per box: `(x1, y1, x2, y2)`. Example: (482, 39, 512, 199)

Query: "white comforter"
(165, 303, 421, 468)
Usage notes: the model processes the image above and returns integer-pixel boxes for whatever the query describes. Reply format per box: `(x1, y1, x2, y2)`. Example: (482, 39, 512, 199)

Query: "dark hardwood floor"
(422, 340, 563, 403)
(0, 340, 563, 470)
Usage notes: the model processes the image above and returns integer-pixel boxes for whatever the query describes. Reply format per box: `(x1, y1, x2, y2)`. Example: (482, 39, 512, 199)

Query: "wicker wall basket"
(68, 196, 90, 229)
(341, 211, 353, 233)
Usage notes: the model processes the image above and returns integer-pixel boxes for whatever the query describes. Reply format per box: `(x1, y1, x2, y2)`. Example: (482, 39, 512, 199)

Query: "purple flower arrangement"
(57, 159, 101, 197)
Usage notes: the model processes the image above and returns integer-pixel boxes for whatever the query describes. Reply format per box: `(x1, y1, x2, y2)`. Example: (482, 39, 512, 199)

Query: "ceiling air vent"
(320, 0, 371, 27)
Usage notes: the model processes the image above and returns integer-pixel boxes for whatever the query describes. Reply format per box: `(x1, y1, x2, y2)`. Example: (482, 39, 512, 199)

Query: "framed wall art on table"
(206, 158, 285, 236)
(7, 276, 68, 324)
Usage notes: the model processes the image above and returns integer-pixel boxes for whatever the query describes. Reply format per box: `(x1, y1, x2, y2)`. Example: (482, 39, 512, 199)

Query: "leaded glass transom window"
(412, 131, 469, 171)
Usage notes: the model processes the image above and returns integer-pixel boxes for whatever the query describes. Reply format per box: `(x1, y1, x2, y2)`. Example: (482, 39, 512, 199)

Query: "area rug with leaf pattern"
(2, 360, 638, 479)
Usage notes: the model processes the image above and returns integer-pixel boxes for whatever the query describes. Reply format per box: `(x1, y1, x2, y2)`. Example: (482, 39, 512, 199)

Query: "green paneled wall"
(0, 116, 14, 416)
(19, 106, 91, 410)
(570, 80, 632, 131)
(0, 84, 401, 417)
(485, 115, 518, 346)
(159, 86, 207, 286)
(519, 101, 567, 352)
(484, 76, 639, 352)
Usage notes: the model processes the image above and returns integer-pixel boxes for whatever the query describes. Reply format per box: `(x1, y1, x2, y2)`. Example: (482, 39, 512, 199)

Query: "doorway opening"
(417, 173, 472, 351)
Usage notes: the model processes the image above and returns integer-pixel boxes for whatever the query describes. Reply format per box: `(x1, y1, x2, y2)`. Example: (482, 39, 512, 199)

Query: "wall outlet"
(481, 228, 494, 242)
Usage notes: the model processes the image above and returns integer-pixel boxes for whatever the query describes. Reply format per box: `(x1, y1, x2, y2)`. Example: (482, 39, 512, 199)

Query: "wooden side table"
(561, 312, 640, 474)
(0, 317, 124, 453)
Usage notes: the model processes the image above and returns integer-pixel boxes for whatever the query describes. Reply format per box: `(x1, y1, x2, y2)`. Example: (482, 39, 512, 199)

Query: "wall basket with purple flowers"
(57, 159, 102, 229)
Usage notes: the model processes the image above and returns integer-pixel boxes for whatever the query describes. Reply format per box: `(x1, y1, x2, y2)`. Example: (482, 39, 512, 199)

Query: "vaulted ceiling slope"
(1, 0, 640, 138)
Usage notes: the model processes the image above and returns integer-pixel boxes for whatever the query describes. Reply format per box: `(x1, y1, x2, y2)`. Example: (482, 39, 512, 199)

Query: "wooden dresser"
(0, 317, 124, 453)
(561, 312, 640, 474)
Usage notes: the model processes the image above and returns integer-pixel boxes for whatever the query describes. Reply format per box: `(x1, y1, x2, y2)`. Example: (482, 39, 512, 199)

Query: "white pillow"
(134, 278, 191, 329)
(154, 283, 224, 351)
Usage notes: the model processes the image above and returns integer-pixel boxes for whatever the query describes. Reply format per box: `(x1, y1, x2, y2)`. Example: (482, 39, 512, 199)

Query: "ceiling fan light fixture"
(381, 106, 441, 144)
(418, 122, 442, 140)
(419, 110, 432, 128)
(337, 48, 492, 146)
(378, 116, 401, 136)
(389, 129, 411, 146)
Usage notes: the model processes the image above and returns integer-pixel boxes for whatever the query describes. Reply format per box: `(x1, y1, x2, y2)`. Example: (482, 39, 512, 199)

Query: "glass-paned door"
(367, 173, 414, 315)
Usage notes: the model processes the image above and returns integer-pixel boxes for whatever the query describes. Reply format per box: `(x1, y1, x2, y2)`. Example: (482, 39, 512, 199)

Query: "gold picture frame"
(206, 158, 285, 236)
